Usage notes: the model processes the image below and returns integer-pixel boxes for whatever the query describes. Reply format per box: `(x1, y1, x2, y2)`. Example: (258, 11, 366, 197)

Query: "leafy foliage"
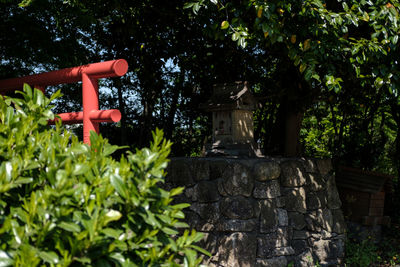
(0, 85, 208, 266)
(187, 0, 400, 95)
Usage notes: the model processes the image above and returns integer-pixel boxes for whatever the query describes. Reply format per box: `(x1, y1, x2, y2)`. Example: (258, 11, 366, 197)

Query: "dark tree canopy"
(1, 0, 400, 178)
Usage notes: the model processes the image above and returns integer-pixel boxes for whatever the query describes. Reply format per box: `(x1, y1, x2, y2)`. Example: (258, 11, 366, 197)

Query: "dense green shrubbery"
(0, 85, 208, 266)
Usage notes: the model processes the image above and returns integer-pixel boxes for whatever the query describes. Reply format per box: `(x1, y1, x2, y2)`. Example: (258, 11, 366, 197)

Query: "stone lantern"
(200, 81, 261, 157)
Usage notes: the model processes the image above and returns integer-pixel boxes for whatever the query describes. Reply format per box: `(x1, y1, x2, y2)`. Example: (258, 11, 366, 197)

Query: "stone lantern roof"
(199, 81, 257, 112)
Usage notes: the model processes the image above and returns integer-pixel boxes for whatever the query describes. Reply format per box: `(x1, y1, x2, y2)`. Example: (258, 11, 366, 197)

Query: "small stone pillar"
(200, 81, 261, 157)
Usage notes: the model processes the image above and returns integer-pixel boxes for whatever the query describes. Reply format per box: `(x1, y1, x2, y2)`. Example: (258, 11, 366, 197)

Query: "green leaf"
(184, 248, 197, 265)
(58, 221, 80, 232)
(239, 37, 247, 48)
(0, 251, 13, 267)
(299, 63, 307, 73)
(102, 228, 122, 239)
(232, 32, 240, 41)
(392, 35, 398, 45)
(171, 203, 190, 210)
(109, 253, 125, 264)
(189, 245, 212, 257)
(169, 187, 184, 196)
(103, 144, 119, 156)
(73, 163, 90, 176)
(104, 210, 122, 225)
(162, 227, 178, 235)
(173, 221, 189, 228)
(183, 2, 195, 9)
(110, 174, 128, 199)
(193, 3, 200, 14)
(221, 21, 229, 29)
(38, 251, 59, 264)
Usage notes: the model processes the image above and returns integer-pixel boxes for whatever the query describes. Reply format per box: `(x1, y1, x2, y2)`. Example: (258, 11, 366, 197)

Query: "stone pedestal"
(166, 157, 346, 267)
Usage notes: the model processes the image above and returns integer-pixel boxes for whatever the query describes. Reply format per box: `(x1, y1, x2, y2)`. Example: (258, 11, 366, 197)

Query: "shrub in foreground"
(0, 85, 208, 266)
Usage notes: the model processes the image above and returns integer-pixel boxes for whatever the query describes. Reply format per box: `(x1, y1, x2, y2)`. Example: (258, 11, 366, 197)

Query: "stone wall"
(165, 157, 346, 267)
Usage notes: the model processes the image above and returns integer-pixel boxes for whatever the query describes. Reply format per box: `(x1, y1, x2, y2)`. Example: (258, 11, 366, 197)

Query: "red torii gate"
(0, 59, 128, 144)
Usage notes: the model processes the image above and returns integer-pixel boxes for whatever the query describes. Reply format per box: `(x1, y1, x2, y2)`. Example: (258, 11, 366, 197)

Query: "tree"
(186, 0, 400, 156)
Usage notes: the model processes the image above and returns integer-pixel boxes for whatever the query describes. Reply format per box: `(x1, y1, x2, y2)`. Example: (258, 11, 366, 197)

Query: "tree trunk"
(265, 62, 305, 157)
(164, 68, 184, 140)
(284, 110, 303, 156)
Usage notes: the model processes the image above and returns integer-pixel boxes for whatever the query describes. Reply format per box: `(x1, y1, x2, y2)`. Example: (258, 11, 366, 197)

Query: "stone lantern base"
(204, 142, 262, 158)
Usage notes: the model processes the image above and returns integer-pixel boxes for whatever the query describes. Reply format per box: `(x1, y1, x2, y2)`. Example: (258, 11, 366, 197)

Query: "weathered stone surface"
(209, 159, 229, 180)
(259, 199, 278, 233)
(306, 173, 325, 191)
(258, 228, 291, 257)
(222, 163, 254, 197)
(306, 209, 334, 232)
(216, 232, 257, 267)
(191, 160, 210, 181)
(217, 178, 228, 196)
(295, 249, 315, 267)
(196, 222, 215, 232)
(276, 196, 286, 208)
(184, 210, 200, 229)
(236, 159, 255, 168)
(166, 159, 194, 186)
(288, 212, 306, 230)
(184, 186, 197, 202)
(274, 246, 295, 256)
(316, 159, 332, 175)
(167, 157, 345, 267)
(301, 158, 317, 173)
(254, 200, 261, 218)
(292, 240, 308, 254)
(277, 208, 288, 226)
(312, 238, 345, 263)
(195, 180, 220, 202)
(332, 209, 346, 234)
(326, 175, 342, 209)
(217, 219, 257, 232)
(255, 257, 287, 267)
(253, 161, 281, 181)
(333, 239, 346, 258)
(257, 233, 278, 258)
(311, 230, 333, 239)
(190, 202, 220, 223)
(306, 191, 327, 210)
(284, 187, 307, 213)
(280, 160, 306, 187)
(277, 227, 292, 246)
(253, 180, 281, 199)
(293, 230, 310, 240)
(221, 196, 254, 220)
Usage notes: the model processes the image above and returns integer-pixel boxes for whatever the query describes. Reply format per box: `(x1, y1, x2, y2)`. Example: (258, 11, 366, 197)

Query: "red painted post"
(0, 59, 128, 144)
(82, 73, 99, 144)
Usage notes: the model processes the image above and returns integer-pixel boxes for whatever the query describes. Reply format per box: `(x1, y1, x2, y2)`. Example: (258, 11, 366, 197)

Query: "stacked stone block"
(166, 158, 345, 267)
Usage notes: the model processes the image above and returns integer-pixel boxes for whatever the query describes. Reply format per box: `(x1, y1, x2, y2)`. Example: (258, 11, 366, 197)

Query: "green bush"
(0, 85, 208, 266)
(345, 236, 378, 267)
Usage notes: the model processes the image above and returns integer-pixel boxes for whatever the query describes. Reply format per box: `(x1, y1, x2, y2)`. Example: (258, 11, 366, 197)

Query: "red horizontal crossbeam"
(0, 59, 128, 144)
(48, 109, 122, 125)
(0, 59, 128, 93)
